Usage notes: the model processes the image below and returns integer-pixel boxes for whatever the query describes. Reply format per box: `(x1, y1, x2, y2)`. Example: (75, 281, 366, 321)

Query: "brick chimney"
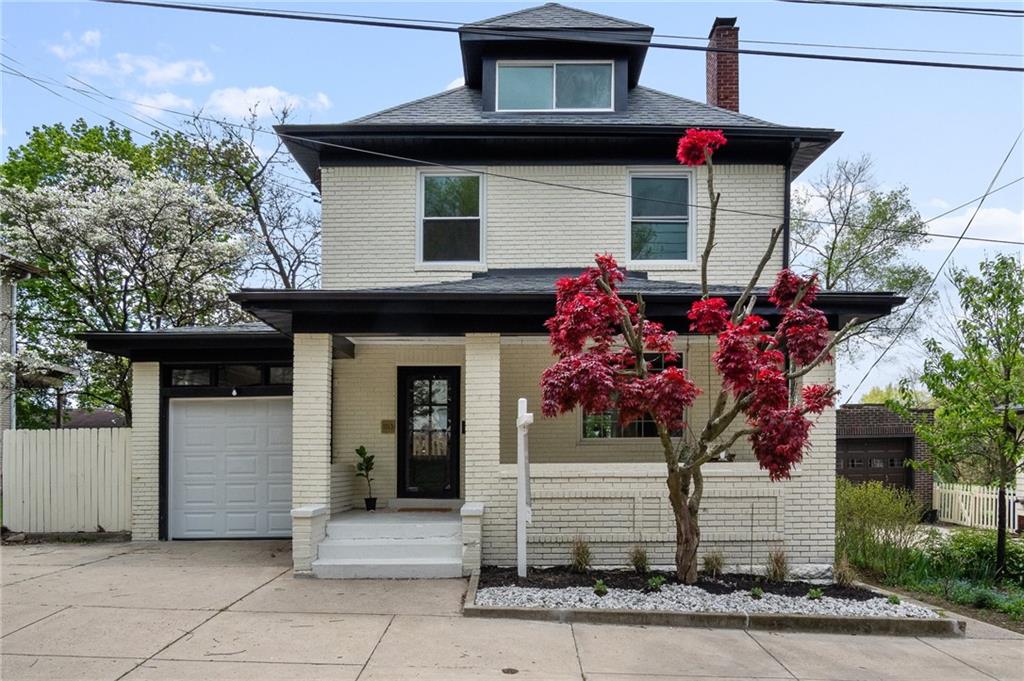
(706, 17, 739, 111)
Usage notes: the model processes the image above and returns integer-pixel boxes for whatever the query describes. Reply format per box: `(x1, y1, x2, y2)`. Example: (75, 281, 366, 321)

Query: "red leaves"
(676, 128, 727, 167)
(546, 254, 626, 356)
(540, 353, 616, 418)
(750, 408, 812, 481)
(687, 297, 730, 334)
(801, 384, 835, 414)
(780, 306, 830, 365)
(713, 314, 770, 395)
(768, 269, 818, 308)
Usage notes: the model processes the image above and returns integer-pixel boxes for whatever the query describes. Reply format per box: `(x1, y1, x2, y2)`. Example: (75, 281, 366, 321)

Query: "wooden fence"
(2, 428, 131, 533)
(933, 482, 1019, 532)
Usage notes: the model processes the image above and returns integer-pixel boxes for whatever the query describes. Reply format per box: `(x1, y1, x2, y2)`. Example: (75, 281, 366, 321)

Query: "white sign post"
(516, 397, 534, 578)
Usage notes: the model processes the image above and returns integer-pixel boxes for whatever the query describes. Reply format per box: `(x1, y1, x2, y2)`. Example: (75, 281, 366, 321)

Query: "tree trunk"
(667, 469, 701, 583)
(996, 482, 1007, 578)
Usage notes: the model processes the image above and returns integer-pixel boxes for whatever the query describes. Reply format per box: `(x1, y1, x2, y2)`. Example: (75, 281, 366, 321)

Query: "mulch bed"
(479, 566, 878, 601)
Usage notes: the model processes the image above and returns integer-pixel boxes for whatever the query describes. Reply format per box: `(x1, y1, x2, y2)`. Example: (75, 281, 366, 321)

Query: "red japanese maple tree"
(541, 129, 858, 582)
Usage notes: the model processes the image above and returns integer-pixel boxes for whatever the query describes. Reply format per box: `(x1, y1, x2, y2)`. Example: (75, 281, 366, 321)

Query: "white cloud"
(131, 91, 194, 117)
(48, 30, 102, 60)
(204, 86, 332, 119)
(922, 206, 1023, 250)
(445, 76, 465, 90)
(73, 53, 213, 87)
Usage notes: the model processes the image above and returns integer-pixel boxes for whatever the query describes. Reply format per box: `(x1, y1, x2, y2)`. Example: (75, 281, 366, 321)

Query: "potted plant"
(355, 445, 376, 511)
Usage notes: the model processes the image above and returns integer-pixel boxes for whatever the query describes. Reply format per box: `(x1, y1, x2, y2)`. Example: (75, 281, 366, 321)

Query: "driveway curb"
(462, 571, 967, 637)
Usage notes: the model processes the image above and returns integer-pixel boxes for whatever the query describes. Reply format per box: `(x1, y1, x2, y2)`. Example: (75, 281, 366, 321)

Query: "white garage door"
(169, 397, 292, 539)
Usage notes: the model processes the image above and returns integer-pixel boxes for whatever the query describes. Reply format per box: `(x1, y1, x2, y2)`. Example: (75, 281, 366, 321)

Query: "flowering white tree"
(0, 150, 252, 421)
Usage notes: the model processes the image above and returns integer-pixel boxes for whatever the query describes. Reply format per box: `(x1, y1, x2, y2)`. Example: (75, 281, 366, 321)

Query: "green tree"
(792, 156, 935, 359)
(861, 381, 933, 407)
(898, 255, 1024, 577)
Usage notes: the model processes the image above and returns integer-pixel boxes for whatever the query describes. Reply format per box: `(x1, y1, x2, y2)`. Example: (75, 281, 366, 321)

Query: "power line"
(3, 57, 1022, 248)
(845, 127, 1024, 402)
(91, 0, 1024, 73)
(778, 0, 1024, 18)
(216, 4, 1023, 58)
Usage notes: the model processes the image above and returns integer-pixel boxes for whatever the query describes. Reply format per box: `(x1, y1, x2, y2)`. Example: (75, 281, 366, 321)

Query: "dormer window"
(496, 61, 613, 112)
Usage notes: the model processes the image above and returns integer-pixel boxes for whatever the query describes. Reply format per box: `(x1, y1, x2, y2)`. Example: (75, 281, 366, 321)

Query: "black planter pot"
(364, 497, 377, 512)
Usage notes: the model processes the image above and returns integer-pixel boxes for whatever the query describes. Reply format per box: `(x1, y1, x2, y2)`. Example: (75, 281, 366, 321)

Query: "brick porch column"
(291, 333, 333, 574)
(462, 334, 500, 572)
(130, 362, 160, 540)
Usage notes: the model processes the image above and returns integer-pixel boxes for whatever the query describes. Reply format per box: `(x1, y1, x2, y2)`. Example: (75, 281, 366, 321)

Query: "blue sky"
(2, 1, 1023, 398)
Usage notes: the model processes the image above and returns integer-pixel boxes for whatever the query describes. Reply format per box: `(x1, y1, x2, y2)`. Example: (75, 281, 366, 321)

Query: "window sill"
(414, 263, 488, 273)
(626, 260, 698, 271)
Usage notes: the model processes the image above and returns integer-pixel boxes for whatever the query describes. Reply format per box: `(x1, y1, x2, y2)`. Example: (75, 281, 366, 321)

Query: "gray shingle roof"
(345, 85, 783, 128)
(359, 268, 753, 297)
(464, 3, 652, 30)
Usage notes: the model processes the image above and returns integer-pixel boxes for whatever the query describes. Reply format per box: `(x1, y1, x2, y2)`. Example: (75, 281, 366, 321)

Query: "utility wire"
(777, 0, 1024, 18)
(220, 4, 1023, 57)
(845, 128, 1024, 402)
(91, 0, 1024, 73)
(3, 57, 1022, 248)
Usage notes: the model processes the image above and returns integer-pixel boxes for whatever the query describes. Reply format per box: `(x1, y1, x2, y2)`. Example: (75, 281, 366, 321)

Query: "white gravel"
(475, 584, 939, 619)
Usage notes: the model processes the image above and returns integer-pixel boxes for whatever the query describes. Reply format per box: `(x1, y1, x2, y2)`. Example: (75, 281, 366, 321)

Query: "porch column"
(130, 362, 160, 540)
(462, 333, 500, 573)
(291, 333, 333, 574)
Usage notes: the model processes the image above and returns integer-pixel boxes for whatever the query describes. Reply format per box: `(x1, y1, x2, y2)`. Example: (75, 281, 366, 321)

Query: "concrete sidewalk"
(1, 541, 1021, 681)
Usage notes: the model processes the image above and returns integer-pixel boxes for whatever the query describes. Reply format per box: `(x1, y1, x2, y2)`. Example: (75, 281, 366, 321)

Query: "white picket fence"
(933, 482, 1019, 532)
(2, 428, 131, 533)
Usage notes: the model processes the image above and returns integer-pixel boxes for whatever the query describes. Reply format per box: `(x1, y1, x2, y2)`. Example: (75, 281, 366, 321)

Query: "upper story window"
(496, 61, 613, 112)
(628, 171, 692, 262)
(418, 171, 484, 264)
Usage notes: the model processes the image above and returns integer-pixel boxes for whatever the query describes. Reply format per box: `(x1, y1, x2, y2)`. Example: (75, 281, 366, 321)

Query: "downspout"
(782, 139, 800, 269)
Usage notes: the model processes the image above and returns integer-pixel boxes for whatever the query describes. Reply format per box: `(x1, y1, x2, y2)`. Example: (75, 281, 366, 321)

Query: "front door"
(397, 366, 460, 498)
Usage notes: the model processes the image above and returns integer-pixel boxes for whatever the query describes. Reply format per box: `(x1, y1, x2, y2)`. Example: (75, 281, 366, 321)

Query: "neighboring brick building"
(837, 404, 935, 509)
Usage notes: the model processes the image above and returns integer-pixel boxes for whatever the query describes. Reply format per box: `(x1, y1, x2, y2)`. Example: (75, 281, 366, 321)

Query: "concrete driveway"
(1, 541, 1021, 681)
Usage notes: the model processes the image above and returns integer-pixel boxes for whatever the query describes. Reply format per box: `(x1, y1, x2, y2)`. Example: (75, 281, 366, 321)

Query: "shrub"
(835, 478, 922, 581)
(888, 594, 901, 605)
(703, 550, 725, 578)
(593, 579, 608, 597)
(928, 529, 1024, 586)
(629, 545, 649, 574)
(807, 588, 823, 600)
(646, 575, 667, 592)
(570, 536, 592, 573)
(765, 549, 788, 582)
(750, 586, 764, 600)
(833, 553, 857, 588)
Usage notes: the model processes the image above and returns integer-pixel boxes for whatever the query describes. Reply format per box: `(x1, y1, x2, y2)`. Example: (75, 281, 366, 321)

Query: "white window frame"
(416, 168, 487, 268)
(495, 60, 615, 113)
(625, 168, 696, 268)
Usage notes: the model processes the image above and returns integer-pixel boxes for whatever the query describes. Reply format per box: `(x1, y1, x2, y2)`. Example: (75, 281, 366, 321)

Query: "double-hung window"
(419, 172, 483, 264)
(629, 172, 692, 262)
(496, 61, 613, 111)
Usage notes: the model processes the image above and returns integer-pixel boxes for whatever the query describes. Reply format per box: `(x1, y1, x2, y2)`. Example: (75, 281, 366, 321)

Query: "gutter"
(782, 138, 801, 269)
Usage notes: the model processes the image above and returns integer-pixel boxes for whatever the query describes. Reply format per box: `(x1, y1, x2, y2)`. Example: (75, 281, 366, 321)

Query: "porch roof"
(230, 269, 905, 337)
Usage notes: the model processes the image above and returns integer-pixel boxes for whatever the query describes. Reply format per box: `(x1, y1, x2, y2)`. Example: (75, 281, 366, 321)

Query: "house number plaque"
(380, 419, 396, 434)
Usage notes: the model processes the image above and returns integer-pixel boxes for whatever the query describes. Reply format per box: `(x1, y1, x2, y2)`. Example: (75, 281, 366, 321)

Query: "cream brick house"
(84, 4, 902, 578)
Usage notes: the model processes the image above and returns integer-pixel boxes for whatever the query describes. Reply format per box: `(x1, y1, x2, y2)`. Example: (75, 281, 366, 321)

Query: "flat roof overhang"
(228, 289, 905, 338)
(79, 329, 293, 362)
(275, 124, 841, 188)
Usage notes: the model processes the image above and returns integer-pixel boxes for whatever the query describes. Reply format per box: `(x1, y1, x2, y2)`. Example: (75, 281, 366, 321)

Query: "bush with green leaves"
(887, 594, 901, 605)
(807, 588, 823, 600)
(750, 586, 764, 600)
(593, 579, 608, 597)
(928, 529, 1024, 586)
(835, 478, 923, 581)
(646, 575, 667, 592)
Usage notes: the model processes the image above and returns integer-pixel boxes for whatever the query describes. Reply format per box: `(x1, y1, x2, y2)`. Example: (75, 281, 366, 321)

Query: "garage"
(836, 437, 912, 488)
(169, 397, 292, 539)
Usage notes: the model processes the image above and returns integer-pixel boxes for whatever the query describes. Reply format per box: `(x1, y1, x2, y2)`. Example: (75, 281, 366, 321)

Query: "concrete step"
(311, 556, 463, 579)
(316, 537, 462, 561)
(324, 516, 461, 541)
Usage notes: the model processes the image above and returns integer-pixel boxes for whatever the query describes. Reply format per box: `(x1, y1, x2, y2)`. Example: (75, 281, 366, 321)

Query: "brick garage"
(837, 404, 935, 510)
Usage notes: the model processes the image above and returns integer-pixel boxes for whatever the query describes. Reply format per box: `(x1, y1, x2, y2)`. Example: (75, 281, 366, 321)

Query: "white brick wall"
(292, 334, 333, 508)
(130, 362, 160, 540)
(320, 164, 784, 289)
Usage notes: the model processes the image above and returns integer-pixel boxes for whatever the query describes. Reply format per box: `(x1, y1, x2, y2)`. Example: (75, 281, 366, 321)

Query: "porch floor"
(312, 509, 463, 579)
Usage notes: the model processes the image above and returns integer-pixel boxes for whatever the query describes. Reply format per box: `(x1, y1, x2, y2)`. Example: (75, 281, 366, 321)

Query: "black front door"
(397, 366, 460, 498)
